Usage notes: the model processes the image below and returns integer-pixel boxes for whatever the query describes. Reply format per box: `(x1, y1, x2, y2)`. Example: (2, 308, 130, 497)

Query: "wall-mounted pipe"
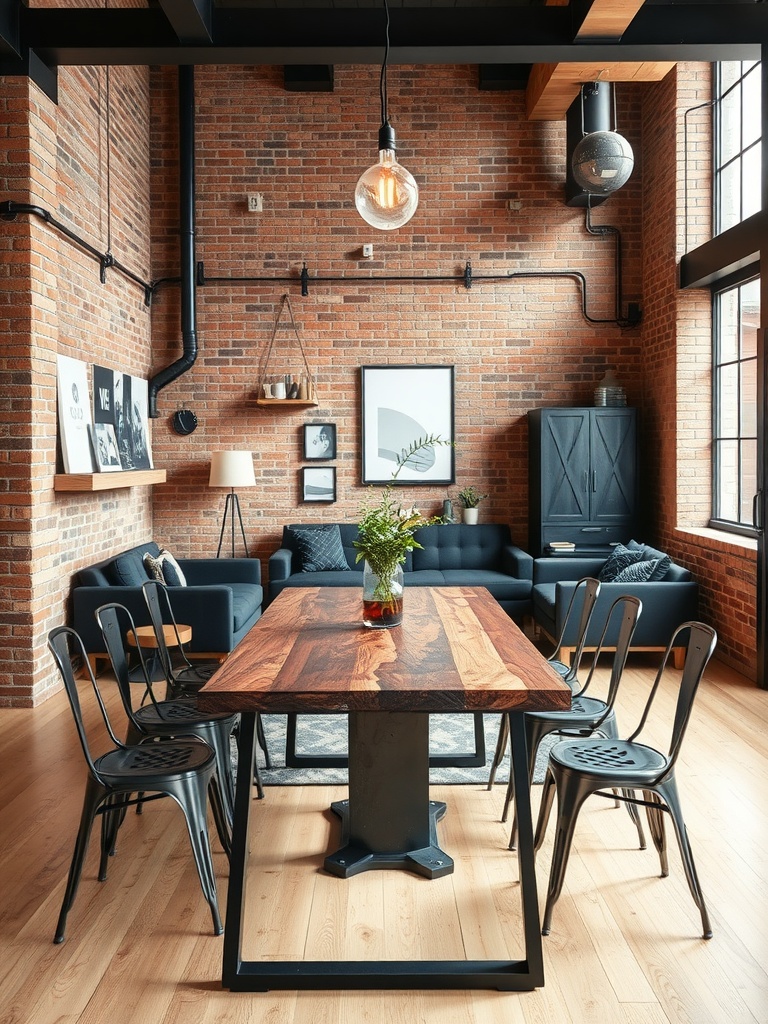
(148, 65, 198, 418)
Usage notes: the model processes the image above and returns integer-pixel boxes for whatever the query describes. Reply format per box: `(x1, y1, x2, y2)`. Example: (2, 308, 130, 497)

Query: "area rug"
(253, 713, 554, 787)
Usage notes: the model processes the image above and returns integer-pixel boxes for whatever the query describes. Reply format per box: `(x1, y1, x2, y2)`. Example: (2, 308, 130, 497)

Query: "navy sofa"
(532, 543, 699, 668)
(268, 523, 533, 620)
(72, 541, 263, 670)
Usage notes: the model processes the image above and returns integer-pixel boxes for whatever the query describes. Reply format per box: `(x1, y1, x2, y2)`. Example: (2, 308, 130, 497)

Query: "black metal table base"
(285, 710, 487, 769)
(222, 711, 545, 991)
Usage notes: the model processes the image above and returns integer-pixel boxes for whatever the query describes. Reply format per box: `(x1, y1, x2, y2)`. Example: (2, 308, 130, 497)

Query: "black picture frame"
(361, 365, 455, 485)
(301, 466, 337, 503)
(303, 423, 337, 461)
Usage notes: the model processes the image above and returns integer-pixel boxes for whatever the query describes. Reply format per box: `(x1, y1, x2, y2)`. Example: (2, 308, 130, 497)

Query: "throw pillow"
(143, 549, 187, 587)
(598, 544, 644, 582)
(289, 525, 350, 573)
(647, 554, 671, 581)
(612, 558, 660, 583)
(112, 552, 151, 587)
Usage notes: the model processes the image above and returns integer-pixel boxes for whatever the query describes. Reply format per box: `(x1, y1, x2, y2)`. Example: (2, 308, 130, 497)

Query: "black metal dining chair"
(503, 594, 643, 850)
(487, 577, 601, 791)
(96, 601, 243, 821)
(534, 621, 717, 939)
(47, 626, 228, 943)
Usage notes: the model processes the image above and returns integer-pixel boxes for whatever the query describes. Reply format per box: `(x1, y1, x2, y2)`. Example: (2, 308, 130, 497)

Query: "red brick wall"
(148, 64, 645, 573)
(0, 66, 153, 706)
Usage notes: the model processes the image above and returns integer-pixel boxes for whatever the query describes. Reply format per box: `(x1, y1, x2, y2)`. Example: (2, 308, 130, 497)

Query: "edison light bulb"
(355, 124, 419, 231)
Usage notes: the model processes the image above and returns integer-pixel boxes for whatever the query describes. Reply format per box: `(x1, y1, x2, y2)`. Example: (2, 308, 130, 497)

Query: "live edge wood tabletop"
(197, 585, 570, 716)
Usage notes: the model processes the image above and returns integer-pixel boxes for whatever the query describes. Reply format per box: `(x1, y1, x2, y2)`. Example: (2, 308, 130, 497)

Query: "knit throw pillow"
(143, 549, 187, 587)
(288, 525, 350, 573)
(612, 558, 661, 583)
(598, 544, 644, 582)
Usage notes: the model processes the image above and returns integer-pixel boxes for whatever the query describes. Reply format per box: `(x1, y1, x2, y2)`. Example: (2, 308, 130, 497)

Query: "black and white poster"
(93, 365, 153, 471)
(57, 355, 96, 473)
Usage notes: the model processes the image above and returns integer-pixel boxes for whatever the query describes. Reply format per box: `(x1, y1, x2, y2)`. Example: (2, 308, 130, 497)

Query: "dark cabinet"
(528, 407, 638, 556)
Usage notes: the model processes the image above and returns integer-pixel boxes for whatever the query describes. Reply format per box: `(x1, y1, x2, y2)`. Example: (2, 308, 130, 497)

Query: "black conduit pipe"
(148, 66, 198, 418)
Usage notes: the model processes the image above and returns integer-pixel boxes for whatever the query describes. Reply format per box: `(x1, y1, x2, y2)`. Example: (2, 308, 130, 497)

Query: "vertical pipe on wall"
(148, 66, 198, 417)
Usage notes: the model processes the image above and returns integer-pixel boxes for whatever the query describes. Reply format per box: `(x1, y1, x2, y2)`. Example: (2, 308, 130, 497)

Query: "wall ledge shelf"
(255, 399, 318, 408)
(54, 469, 166, 492)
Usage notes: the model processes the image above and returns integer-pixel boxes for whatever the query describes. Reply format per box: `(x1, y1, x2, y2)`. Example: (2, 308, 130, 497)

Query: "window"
(711, 276, 758, 534)
(714, 61, 761, 234)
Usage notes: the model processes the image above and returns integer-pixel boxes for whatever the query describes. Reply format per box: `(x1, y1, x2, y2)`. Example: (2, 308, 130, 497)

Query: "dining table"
(198, 585, 570, 991)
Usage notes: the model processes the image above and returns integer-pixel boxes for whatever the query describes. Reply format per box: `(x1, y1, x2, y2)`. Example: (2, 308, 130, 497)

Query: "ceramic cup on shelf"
(262, 383, 273, 398)
(273, 381, 287, 399)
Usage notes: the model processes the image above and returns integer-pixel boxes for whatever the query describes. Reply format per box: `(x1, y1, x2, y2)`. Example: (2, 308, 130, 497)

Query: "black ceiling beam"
(680, 212, 765, 290)
(19, 5, 767, 67)
(0, 0, 19, 57)
(157, 0, 213, 45)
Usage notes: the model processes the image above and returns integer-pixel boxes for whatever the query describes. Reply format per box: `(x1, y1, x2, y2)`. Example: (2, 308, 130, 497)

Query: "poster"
(92, 365, 153, 471)
(57, 355, 96, 473)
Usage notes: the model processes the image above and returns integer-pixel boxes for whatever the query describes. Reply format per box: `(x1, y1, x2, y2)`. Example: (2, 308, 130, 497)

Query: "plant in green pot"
(457, 485, 488, 525)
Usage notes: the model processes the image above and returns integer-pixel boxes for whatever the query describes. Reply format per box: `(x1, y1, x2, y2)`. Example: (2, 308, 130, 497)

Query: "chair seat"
(550, 737, 669, 781)
(134, 702, 236, 729)
(94, 738, 216, 782)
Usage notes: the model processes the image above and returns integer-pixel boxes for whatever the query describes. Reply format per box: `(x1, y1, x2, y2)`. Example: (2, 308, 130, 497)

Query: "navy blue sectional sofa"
(268, 522, 533, 620)
(72, 541, 263, 670)
(532, 543, 699, 668)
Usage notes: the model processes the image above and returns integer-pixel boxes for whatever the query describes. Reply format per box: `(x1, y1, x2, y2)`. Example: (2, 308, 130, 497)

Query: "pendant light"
(571, 82, 634, 196)
(354, 0, 419, 230)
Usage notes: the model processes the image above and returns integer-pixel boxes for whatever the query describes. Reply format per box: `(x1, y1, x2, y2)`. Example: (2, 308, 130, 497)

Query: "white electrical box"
(362, 243, 374, 258)
(247, 193, 263, 213)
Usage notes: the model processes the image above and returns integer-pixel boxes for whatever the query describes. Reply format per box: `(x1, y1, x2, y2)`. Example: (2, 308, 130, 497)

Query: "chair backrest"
(47, 626, 124, 777)
(628, 621, 717, 767)
(551, 577, 601, 682)
(141, 579, 192, 681)
(95, 602, 163, 723)
(575, 594, 643, 719)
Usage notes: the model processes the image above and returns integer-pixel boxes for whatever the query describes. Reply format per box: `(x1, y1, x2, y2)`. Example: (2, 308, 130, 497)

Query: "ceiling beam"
(18, 5, 767, 68)
(0, 0, 19, 57)
(157, 0, 213, 45)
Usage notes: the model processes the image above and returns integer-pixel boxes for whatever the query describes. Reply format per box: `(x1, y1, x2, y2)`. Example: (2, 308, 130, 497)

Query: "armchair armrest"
(534, 557, 604, 584)
(179, 557, 260, 585)
(268, 548, 293, 583)
(501, 544, 533, 581)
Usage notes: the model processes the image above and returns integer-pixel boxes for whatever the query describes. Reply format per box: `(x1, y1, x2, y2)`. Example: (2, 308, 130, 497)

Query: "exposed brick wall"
(0, 65, 153, 706)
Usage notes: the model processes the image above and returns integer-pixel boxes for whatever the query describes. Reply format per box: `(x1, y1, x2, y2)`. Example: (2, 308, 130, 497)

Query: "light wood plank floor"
(1, 655, 767, 1024)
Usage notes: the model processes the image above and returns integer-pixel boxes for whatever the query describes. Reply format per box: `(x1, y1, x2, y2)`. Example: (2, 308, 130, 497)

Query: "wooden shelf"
(54, 469, 167, 492)
(255, 399, 318, 408)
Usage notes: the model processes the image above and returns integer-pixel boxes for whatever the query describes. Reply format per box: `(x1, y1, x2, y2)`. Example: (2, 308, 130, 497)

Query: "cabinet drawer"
(541, 525, 630, 547)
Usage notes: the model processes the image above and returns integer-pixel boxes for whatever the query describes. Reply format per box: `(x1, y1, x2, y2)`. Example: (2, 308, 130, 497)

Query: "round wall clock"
(172, 409, 198, 436)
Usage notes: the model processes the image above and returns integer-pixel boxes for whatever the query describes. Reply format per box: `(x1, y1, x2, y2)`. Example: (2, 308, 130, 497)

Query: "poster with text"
(57, 354, 96, 473)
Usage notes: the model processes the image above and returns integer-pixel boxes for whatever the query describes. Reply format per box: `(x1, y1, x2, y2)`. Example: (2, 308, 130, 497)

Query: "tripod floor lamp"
(209, 451, 255, 558)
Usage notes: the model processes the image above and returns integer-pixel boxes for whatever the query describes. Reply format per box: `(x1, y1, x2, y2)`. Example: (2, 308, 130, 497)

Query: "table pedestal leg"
(324, 712, 454, 880)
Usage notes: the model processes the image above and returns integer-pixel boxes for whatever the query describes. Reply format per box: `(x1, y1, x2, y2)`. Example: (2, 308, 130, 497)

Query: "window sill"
(676, 526, 757, 557)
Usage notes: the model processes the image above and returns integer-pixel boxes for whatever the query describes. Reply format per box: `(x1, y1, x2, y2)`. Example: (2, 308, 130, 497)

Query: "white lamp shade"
(208, 451, 256, 488)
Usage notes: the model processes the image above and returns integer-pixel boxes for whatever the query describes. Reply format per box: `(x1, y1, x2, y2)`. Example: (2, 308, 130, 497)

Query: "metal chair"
(47, 626, 229, 943)
(534, 621, 717, 939)
(141, 579, 271, 778)
(503, 594, 643, 850)
(487, 577, 601, 791)
(96, 601, 244, 821)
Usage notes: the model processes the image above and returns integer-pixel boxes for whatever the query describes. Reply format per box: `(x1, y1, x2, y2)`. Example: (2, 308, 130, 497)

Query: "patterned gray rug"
(254, 713, 554, 786)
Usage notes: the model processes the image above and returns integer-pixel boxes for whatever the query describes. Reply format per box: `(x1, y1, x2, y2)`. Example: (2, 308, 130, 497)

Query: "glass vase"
(362, 560, 404, 629)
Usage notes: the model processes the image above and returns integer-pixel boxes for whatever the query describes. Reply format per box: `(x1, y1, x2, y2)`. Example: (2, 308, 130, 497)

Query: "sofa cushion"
(440, 569, 532, 602)
(612, 558, 661, 583)
(143, 548, 187, 587)
(598, 544, 644, 582)
(228, 583, 264, 632)
(110, 550, 153, 587)
(278, 570, 362, 589)
(288, 525, 351, 573)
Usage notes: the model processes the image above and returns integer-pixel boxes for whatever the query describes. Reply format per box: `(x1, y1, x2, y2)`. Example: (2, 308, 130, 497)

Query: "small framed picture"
(304, 423, 336, 461)
(89, 422, 122, 472)
(302, 466, 337, 503)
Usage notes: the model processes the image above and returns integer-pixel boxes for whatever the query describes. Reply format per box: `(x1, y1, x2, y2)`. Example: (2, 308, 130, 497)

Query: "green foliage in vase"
(457, 485, 488, 508)
(354, 435, 452, 592)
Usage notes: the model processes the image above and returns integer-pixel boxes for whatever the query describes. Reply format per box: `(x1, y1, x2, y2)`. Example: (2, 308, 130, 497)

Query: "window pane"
(718, 62, 741, 101)
(740, 358, 757, 435)
(718, 160, 741, 232)
(741, 278, 760, 359)
(717, 286, 739, 362)
(741, 439, 757, 525)
(741, 143, 761, 220)
(742, 65, 762, 149)
(717, 363, 739, 436)
(718, 87, 741, 166)
(716, 440, 739, 521)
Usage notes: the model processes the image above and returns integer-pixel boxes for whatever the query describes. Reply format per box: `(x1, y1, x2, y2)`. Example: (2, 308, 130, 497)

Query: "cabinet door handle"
(583, 471, 589, 492)
(592, 471, 597, 492)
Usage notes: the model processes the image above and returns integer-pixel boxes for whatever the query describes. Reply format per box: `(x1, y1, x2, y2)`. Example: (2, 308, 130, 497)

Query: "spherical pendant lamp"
(572, 129, 634, 195)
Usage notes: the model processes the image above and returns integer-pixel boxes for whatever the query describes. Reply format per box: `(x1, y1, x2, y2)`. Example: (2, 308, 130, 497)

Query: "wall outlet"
(247, 193, 263, 213)
(362, 243, 374, 258)
(507, 199, 522, 211)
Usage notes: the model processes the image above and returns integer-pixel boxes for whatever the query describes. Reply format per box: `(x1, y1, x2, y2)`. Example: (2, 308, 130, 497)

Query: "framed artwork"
(57, 354, 96, 473)
(90, 422, 122, 472)
(361, 365, 455, 485)
(304, 423, 336, 461)
(302, 466, 337, 503)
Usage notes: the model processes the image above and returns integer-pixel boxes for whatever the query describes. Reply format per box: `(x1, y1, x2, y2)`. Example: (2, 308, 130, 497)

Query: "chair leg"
(208, 776, 232, 860)
(55, 780, 104, 944)
(533, 767, 557, 853)
(175, 772, 224, 936)
(199, 722, 237, 827)
(256, 713, 271, 770)
(655, 780, 712, 939)
(487, 713, 509, 790)
(643, 790, 667, 872)
(540, 770, 594, 936)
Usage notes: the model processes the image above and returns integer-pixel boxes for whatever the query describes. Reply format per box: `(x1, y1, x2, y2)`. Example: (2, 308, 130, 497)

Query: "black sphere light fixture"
(571, 83, 634, 196)
(354, 0, 419, 230)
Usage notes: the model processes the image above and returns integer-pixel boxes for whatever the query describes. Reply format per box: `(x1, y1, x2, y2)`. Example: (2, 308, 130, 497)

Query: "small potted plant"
(457, 485, 488, 524)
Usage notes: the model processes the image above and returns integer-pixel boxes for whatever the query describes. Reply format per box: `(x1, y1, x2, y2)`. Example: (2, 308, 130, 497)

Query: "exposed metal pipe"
(148, 65, 198, 418)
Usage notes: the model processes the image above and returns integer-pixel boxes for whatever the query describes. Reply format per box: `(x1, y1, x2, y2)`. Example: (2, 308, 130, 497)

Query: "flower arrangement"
(457, 485, 488, 509)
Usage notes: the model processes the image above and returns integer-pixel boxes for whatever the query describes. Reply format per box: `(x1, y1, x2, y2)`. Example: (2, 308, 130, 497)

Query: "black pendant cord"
(105, 63, 113, 260)
(379, 0, 389, 129)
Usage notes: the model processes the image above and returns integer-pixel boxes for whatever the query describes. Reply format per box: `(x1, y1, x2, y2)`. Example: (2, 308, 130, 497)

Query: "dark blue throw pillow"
(289, 525, 350, 573)
(598, 544, 644, 582)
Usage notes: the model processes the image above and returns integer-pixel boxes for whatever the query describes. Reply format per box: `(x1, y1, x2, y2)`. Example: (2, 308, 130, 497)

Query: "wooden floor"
(2, 654, 767, 1024)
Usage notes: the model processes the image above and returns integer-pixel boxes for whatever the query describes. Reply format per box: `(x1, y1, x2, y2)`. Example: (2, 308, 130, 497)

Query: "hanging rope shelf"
(257, 293, 319, 407)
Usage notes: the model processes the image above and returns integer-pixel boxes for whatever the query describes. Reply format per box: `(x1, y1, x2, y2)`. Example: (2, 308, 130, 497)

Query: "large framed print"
(361, 365, 455, 485)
